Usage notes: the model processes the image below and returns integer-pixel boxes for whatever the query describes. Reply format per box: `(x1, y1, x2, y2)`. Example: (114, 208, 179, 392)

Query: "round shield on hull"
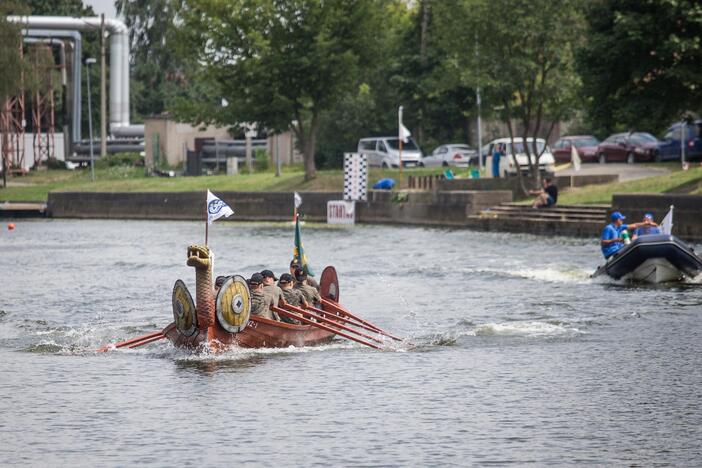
(216, 275, 251, 333)
(172, 279, 197, 337)
(320, 266, 340, 302)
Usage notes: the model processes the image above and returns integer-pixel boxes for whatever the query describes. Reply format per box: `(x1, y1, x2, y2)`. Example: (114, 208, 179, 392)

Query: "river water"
(1, 219, 701, 466)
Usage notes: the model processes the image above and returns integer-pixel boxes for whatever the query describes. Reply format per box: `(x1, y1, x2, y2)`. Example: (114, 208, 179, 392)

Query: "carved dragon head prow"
(186, 245, 212, 270)
(186, 244, 215, 333)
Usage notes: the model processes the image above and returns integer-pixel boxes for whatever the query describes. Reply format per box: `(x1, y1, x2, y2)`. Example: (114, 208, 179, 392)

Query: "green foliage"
(0, 1, 29, 103)
(254, 148, 269, 171)
(577, 0, 702, 137)
(173, 0, 384, 181)
(433, 0, 584, 184)
(116, 0, 196, 120)
(95, 152, 145, 169)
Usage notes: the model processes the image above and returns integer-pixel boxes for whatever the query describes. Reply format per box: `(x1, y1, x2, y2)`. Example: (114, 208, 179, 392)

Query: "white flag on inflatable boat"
(659, 205, 674, 235)
(570, 144, 581, 171)
(294, 192, 303, 209)
(206, 190, 234, 225)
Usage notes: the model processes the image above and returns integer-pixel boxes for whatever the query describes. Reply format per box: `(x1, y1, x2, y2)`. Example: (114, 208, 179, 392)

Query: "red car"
(551, 135, 600, 163)
(596, 132, 661, 163)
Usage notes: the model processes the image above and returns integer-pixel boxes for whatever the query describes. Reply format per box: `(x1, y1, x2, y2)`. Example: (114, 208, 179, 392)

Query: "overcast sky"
(84, 0, 118, 18)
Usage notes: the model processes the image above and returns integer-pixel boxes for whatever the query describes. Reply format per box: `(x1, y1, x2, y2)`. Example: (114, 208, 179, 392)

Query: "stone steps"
(464, 202, 610, 237)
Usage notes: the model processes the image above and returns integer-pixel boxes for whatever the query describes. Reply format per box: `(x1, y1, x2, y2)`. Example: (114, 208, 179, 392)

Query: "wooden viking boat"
(98, 245, 400, 353)
(163, 245, 346, 350)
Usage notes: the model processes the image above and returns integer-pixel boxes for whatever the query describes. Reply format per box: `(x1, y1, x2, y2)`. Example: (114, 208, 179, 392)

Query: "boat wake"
(414, 319, 586, 348)
(462, 266, 593, 284)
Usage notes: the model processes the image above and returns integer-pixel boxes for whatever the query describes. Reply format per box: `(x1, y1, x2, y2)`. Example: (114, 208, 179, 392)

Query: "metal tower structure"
(30, 44, 57, 165)
(0, 37, 26, 174)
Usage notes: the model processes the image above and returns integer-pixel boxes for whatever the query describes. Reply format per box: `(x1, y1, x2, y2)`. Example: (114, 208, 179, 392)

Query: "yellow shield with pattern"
(172, 279, 197, 337)
(216, 275, 251, 333)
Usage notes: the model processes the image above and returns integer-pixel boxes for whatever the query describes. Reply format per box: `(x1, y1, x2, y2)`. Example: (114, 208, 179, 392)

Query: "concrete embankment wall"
(612, 194, 702, 241)
(47, 190, 512, 226)
(48, 191, 342, 222)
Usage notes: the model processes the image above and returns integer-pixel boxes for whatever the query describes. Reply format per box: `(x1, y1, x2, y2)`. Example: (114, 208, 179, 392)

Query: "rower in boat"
(290, 260, 320, 292)
(278, 273, 307, 324)
(249, 273, 280, 321)
(261, 269, 283, 311)
(294, 268, 322, 308)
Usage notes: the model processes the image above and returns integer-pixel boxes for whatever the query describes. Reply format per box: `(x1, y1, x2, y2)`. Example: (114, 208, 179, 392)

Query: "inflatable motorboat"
(593, 234, 702, 283)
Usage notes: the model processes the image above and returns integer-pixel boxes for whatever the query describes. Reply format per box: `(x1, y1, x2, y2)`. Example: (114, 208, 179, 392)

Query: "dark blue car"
(658, 120, 702, 161)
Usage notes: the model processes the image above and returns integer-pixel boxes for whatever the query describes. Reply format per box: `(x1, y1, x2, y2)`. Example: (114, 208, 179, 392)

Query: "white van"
(357, 137, 423, 168)
(483, 137, 556, 177)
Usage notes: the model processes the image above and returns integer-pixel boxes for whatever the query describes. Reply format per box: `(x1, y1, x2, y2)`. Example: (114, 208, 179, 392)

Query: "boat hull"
(593, 234, 702, 284)
(164, 314, 337, 350)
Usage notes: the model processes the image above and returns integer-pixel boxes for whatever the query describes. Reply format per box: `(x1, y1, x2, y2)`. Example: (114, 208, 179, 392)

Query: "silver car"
(420, 144, 478, 167)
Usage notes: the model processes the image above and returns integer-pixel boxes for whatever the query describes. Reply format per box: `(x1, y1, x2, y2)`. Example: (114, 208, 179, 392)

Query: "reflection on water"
(1, 220, 701, 466)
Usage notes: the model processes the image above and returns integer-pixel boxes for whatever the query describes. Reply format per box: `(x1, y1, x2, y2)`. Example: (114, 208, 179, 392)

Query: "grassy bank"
(0, 165, 457, 202)
(558, 165, 702, 205)
(3, 163, 700, 204)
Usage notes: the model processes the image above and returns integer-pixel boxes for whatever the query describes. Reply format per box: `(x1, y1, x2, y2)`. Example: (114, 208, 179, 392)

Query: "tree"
(116, 0, 193, 120)
(578, 0, 702, 136)
(175, 0, 383, 180)
(436, 0, 583, 190)
(0, 1, 26, 104)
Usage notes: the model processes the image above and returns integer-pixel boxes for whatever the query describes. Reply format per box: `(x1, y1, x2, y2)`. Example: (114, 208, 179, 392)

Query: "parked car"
(551, 135, 600, 163)
(357, 137, 423, 168)
(596, 132, 661, 164)
(420, 144, 478, 167)
(658, 120, 702, 161)
(483, 137, 556, 177)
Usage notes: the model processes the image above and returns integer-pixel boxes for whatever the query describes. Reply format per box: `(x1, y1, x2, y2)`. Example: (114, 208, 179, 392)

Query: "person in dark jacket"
(530, 177, 558, 208)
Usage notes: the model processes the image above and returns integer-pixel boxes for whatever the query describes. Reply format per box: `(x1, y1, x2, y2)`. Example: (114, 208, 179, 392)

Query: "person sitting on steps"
(530, 177, 558, 209)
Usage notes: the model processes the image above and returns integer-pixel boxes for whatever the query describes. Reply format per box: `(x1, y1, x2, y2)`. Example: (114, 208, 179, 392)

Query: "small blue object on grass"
(373, 178, 396, 190)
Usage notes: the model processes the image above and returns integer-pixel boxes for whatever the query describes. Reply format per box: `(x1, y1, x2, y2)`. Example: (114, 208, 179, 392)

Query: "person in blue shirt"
(600, 211, 653, 259)
(492, 144, 503, 178)
(632, 213, 661, 240)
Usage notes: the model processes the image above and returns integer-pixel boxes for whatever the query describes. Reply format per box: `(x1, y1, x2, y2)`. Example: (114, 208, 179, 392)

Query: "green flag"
(293, 215, 314, 276)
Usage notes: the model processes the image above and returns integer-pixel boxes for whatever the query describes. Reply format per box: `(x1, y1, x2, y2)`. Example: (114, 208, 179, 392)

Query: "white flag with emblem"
(659, 205, 674, 235)
(294, 192, 303, 209)
(206, 190, 234, 225)
(571, 144, 581, 171)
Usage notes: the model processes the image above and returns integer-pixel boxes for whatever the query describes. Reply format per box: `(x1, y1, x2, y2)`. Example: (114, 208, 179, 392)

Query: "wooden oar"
(128, 334, 166, 348)
(306, 304, 398, 341)
(320, 298, 403, 341)
(96, 331, 164, 352)
(281, 303, 385, 345)
(271, 306, 380, 350)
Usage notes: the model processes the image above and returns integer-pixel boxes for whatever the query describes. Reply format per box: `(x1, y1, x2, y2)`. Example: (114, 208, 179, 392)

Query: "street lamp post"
(86, 57, 96, 182)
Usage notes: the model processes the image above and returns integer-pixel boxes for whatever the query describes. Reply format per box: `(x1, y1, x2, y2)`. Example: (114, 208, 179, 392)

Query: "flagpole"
(205, 193, 209, 246)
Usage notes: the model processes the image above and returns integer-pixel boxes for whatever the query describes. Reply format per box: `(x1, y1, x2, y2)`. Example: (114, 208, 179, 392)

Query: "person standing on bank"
(492, 143, 503, 178)
(530, 177, 558, 209)
(600, 211, 655, 259)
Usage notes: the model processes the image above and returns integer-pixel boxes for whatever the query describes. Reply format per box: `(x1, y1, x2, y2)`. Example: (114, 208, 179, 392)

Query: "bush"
(95, 152, 145, 169)
(254, 148, 269, 171)
(45, 157, 68, 170)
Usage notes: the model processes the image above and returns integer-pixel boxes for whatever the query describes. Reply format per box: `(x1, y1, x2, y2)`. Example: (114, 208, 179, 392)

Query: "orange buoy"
(7, 223, 15, 231)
